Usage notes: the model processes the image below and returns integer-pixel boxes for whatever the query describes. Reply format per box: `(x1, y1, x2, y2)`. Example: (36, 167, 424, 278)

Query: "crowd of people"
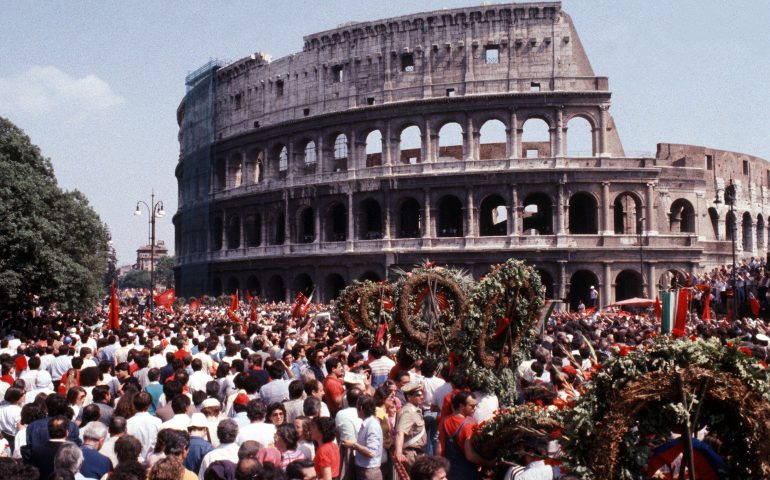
(0, 258, 767, 480)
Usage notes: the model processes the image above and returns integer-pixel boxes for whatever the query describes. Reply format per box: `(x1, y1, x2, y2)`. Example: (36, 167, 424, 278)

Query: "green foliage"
(118, 269, 150, 289)
(103, 242, 119, 290)
(0, 117, 108, 314)
(155, 255, 175, 288)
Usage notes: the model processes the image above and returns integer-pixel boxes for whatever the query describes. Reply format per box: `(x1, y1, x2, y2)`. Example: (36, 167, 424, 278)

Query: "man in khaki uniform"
(394, 382, 427, 472)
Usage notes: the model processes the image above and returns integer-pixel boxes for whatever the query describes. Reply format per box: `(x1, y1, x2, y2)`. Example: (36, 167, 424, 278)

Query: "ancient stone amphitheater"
(174, 2, 769, 308)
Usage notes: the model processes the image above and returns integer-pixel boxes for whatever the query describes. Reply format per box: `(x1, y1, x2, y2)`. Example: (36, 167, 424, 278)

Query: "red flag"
(292, 290, 313, 319)
(189, 298, 201, 312)
(109, 280, 120, 330)
(154, 288, 176, 314)
(701, 291, 711, 321)
(375, 320, 388, 346)
(654, 296, 662, 320)
(674, 288, 689, 333)
(230, 290, 239, 311)
(245, 291, 252, 303)
(249, 298, 258, 323)
(750, 296, 760, 317)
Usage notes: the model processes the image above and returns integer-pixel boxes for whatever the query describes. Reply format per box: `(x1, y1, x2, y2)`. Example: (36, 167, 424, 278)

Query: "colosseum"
(174, 1, 770, 308)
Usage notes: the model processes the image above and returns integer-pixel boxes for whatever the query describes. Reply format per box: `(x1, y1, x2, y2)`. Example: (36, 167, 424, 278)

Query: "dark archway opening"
(266, 275, 285, 302)
(226, 277, 240, 295)
(360, 271, 382, 282)
(569, 192, 598, 234)
(293, 274, 314, 297)
(742, 212, 753, 251)
(324, 274, 346, 303)
(479, 195, 507, 236)
(615, 270, 643, 302)
(326, 203, 347, 242)
(212, 218, 224, 250)
(360, 199, 383, 240)
(535, 269, 555, 299)
(437, 195, 463, 237)
(569, 270, 599, 311)
(398, 198, 421, 238)
(298, 207, 315, 243)
(522, 193, 553, 234)
(614, 193, 642, 234)
(227, 217, 241, 249)
(670, 199, 696, 233)
(211, 277, 223, 297)
(246, 276, 261, 298)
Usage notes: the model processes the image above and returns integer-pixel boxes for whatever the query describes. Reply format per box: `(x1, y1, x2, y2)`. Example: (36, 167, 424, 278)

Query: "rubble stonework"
(174, 2, 770, 307)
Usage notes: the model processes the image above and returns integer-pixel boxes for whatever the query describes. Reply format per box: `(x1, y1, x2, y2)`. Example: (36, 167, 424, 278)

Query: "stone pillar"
(316, 135, 324, 175)
(347, 192, 355, 250)
(348, 129, 357, 172)
(603, 262, 612, 307)
(557, 182, 566, 235)
(313, 199, 321, 245)
(509, 184, 520, 236)
(239, 214, 245, 249)
(599, 104, 610, 157)
(554, 108, 564, 158)
(648, 262, 657, 300)
(646, 183, 657, 234)
(602, 182, 612, 234)
(260, 213, 267, 246)
(286, 141, 295, 181)
(383, 122, 393, 166)
(465, 188, 475, 238)
(558, 260, 567, 303)
(423, 118, 434, 163)
(384, 190, 392, 240)
(508, 110, 518, 159)
(284, 193, 291, 245)
(465, 116, 477, 161)
(423, 189, 432, 239)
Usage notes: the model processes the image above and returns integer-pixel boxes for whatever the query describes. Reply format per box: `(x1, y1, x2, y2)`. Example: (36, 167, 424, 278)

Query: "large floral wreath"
(336, 280, 394, 343)
(455, 259, 544, 405)
(393, 262, 472, 361)
(561, 337, 770, 479)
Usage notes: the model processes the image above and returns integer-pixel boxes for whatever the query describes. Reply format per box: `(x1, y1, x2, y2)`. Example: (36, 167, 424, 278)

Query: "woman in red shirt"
(311, 417, 340, 480)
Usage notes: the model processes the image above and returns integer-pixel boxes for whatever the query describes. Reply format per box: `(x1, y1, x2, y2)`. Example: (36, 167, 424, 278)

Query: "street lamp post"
(134, 193, 165, 312)
(723, 180, 738, 319)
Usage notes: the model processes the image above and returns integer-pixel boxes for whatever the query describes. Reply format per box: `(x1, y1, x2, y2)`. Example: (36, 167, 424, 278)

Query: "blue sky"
(1, 1, 768, 265)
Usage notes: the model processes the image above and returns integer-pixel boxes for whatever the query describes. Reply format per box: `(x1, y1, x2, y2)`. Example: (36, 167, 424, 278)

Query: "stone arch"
(244, 214, 261, 247)
(479, 119, 507, 160)
(399, 125, 422, 164)
(228, 152, 243, 188)
(365, 130, 383, 167)
(397, 197, 421, 238)
(245, 148, 264, 184)
(743, 211, 753, 251)
(324, 202, 347, 242)
(359, 198, 383, 239)
(569, 269, 599, 310)
(535, 268, 555, 299)
(227, 216, 241, 249)
(293, 273, 314, 297)
(565, 114, 596, 157)
(615, 269, 643, 302)
(614, 192, 642, 234)
(359, 271, 382, 282)
(211, 277, 223, 297)
(211, 217, 224, 250)
(521, 117, 551, 158)
(569, 192, 598, 234)
(271, 143, 288, 175)
(437, 195, 463, 237)
(479, 194, 507, 236)
(226, 277, 239, 295)
(331, 133, 348, 172)
(726, 210, 737, 242)
(246, 276, 261, 298)
(296, 206, 315, 243)
(324, 273, 346, 303)
(758, 214, 765, 251)
(266, 275, 285, 302)
(303, 139, 317, 168)
(437, 122, 463, 160)
(669, 198, 696, 233)
(708, 207, 720, 240)
(522, 192, 553, 235)
(269, 211, 285, 245)
(214, 157, 227, 191)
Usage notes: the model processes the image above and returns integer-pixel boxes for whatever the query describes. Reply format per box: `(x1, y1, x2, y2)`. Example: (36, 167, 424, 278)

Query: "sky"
(1, 1, 768, 265)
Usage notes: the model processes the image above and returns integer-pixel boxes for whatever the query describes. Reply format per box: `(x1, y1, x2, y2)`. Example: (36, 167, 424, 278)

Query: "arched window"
(399, 125, 421, 164)
(226, 277, 240, 295)
(270, 212, 285, 245)
(244, 215, 261, 247)
(569, 270, 599, 311)
(275, 145, 288, 173)
(211, 217, 223, 250)
(614, 192, 642, 234)
(397, 198, 421, 238)
(438, 122, 463, 160)
(535, 269, 555, 299)
(246, 276, 261, 298)
(211, 278, 223, 297)
(324, 274, 346, 303)
(227, 216, 241, 249)
(615, 270, 643, 302)
(437, 195, 463, 237)
(297, 207, 315, 243)
(479, 195, 507, 236)
(304, 141, 317, 166)
(246, 150, 264, 183)
(569, 192, 598, 234)
(522, 193, 553, 235)
(215, 157, 227, 191)
(293, 274, 314, 297)
(757, 215, 765, 251)
(360, 198, 383, 239)
(479, 119, 507, 160)
(325, 203, 347, 242)
(365, 130, 383, 167)
(333, 134, 348, 172)
(566, 116, 594, 157)
(229, 154, 243, 188)
(266, 275, 285, 302)
(669, 199, 696, 233)
(742, 212, 753, 251)
(521, 118, 550, 158)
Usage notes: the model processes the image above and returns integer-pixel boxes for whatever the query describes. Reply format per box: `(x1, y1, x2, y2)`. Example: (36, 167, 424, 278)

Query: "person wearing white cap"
(589, 285, 599, 308)
(185, 413, 213, 474)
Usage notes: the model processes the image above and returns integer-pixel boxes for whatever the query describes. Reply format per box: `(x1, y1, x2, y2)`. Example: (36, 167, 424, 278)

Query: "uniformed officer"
(393, 382, 427, 472)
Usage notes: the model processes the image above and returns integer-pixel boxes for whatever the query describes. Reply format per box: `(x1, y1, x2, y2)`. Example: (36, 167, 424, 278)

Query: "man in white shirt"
(161, 395, 192, 431)
(235, 399, 275, 448)
(188, 359, 213, 394)
(418, 359, 445, 456)
(0, 388, 24, 445)
(47, 345, 72, 386)
(199, 419, 240, 478)
(126, 391, 162, 459)
(335, 388, 363, 480)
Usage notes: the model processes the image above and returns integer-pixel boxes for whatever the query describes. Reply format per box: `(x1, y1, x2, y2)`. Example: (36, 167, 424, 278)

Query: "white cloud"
(0, 66, 125, 117)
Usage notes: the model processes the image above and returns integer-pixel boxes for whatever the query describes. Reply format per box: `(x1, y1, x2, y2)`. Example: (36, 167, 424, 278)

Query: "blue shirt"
(354, 415, 383, 468)
(185, 436, 214, 473)
(80, 445, 112, 479)
(27, 417, 81, 448)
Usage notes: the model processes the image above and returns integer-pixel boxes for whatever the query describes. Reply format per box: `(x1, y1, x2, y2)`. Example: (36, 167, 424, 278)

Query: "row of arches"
(206, 116, 598, 193)
(716, 210, 769, 252)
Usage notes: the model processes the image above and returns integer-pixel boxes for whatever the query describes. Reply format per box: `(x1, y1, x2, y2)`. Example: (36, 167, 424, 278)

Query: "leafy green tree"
(155, 255, 175, 288)
(0, 117, 109, 315)
(118, 269, 151, 289)
(103, 244, 119, 290)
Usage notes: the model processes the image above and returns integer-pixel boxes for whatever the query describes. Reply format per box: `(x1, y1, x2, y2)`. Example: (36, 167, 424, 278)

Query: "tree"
(155, 255, 175, 288)
(118, 269, 151, 289)
(0, 117, 109, 315)
(103, 243, 119, 291)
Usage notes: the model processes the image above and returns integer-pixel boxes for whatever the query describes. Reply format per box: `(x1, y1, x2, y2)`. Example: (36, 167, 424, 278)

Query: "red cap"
(234, 393, 250, 406)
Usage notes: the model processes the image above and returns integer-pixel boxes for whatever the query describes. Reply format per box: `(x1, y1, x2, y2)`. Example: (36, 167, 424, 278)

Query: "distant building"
(135, 241, 168, 271)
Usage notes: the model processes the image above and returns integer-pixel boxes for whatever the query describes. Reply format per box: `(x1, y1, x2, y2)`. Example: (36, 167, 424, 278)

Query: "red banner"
(108, 280, 120, 330)
(154, 288, 176, 313)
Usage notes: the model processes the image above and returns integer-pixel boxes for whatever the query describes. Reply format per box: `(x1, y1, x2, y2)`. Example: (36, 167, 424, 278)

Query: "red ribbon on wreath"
(413, 287, 449, 315)
(492, 317, 511, 340)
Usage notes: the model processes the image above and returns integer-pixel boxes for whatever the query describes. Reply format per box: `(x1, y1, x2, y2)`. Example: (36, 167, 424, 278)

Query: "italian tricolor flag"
(660, 289, 690, 335)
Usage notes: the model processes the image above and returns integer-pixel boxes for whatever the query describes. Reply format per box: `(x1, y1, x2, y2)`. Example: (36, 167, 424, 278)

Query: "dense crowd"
(0, 259, 767, 480)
